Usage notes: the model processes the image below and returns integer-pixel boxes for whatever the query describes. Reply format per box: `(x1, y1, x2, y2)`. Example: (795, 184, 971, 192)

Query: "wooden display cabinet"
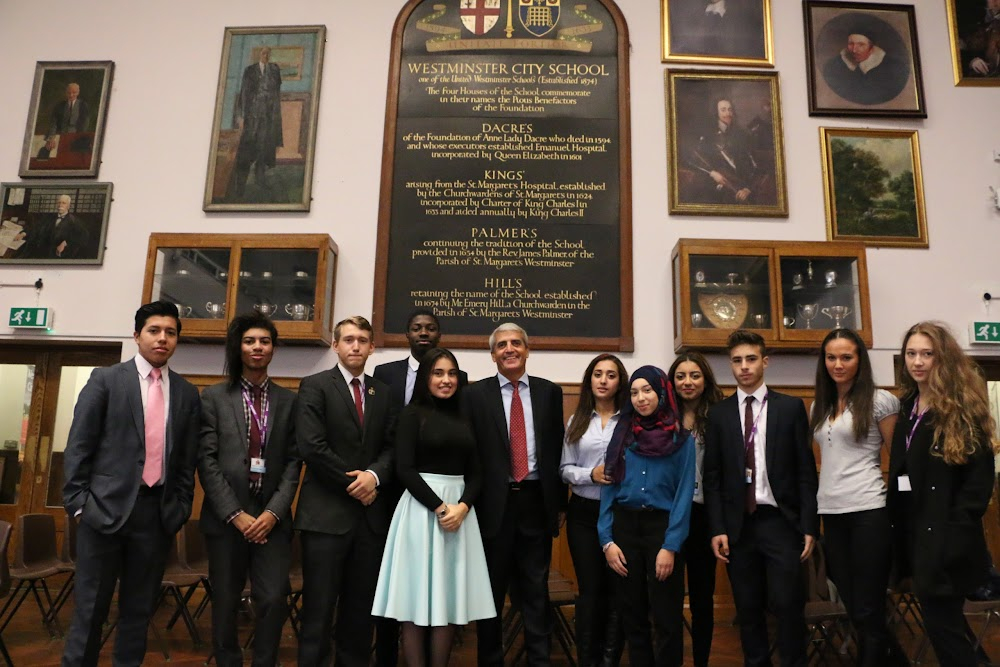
(672, 239, 871, 352)
(141, 233, 338, 346)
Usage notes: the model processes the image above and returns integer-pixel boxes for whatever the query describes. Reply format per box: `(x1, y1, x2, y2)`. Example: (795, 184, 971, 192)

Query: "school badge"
(518, 0, 560, 37)
(460, 0, 502, 36)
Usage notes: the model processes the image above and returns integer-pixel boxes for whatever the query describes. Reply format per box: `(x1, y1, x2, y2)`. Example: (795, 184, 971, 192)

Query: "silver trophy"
(752, 313, 768, 328)
(205, 301, 226, 319)
(825, 270, 837, 288)
(285, 303, 314, 321)
(798, 303, 819, 329)
(691, 313, 703, 327)
(694, 270, 706, 286)
(822, 306, 852, 328)
(173, 303, 193, 318)
(791, 273, 804, 290)
(783, 315, 796, 328)
(254, 302, 278, 317)
(726, 272, 740, 286)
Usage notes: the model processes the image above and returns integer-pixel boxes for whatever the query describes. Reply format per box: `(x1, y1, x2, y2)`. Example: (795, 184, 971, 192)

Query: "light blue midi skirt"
(372, 473, 496, 627)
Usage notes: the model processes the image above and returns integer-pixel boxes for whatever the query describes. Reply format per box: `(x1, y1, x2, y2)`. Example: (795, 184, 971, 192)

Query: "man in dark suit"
(198, 312, 301, 667)
(295, 316, 396, 667)
(14, 194, 89, 260)
(373, 308, 468, 412)
(62, 301, 201, 666)
(228, 45, 284, 200)
(703, 330, 818, 666)
(38, 82, 91, 157)
(462, 322, 566, 666)
(669, 0, 767, 59)
(370, 307, 465, 666)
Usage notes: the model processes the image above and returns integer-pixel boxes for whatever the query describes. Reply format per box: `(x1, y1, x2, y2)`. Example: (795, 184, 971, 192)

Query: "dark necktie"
(351, 378, 364, 426)
(249, 385, 263, 492)
(744, 395, 757, 514)
(509, 382, 529, 481)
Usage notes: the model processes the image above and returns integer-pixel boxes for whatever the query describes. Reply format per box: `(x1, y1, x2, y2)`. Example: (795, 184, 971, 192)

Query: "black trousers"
(821, 508, 896, 666)
(205, 504, 291, 667)
(682, 501, 717, 667)
(566, 494, 617, 666)
(727, 505, 807, 667)
(612, 506, 685, 667)
(297, 521, 386, 667)
(62, 492, 171, 667)
(920, 594, 979, 667)
(478, 482, 552, 666)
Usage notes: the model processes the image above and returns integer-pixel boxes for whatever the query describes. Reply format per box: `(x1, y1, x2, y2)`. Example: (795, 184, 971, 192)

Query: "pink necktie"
(509, 382, 529, 482)
(142, 368, 165, 487)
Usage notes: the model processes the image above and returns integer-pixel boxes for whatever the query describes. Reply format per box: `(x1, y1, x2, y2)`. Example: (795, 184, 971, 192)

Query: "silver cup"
(783, 315, 796, 328)
(285, 303, 313, 321)
(791, 273, 804, 290)
(821, 305, 852, 329)
(691, 313, 703, 327)
(752, 313, 768, 328)
(173, 303, 193, 318)
(254, 302, 278, 317)
(205, 301, 226, 319)
(726, 272, 739, 286)
(694, 270, 706, 286)
(798, 303, 819, 329)
(825, 270, 837, 288)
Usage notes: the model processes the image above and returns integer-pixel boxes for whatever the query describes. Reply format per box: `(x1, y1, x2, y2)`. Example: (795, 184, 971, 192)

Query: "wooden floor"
(4, 574, 999, 665)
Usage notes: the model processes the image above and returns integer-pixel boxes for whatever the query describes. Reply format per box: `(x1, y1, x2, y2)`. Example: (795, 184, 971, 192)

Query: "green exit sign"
(972, 321, 1000, 343)
(8, 307, 51, 329)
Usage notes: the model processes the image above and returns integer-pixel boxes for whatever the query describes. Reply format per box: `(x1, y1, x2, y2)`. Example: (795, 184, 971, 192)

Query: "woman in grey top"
(810, 329, 903, 666)
(560, 353, 628, 667)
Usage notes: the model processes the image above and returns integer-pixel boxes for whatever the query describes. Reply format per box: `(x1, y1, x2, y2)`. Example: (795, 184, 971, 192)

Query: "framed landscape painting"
(19, 61, 114, 178)
(820, 127, 927, 248)
(204, 25, 326, 212)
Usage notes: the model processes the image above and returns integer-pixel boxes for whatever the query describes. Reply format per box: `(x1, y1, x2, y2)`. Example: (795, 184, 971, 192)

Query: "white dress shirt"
(498, 372, 537, 480)
(736, 383, 776, 508)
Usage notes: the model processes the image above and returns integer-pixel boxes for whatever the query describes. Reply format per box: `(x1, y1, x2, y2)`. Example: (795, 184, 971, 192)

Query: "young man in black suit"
(198, 313, 301, 667)
(295, 316, 396, 667)
(373, 308, 468, 411)
(462, 322, 566, 666)
(62, 301, 202, 666)
(703, 330, 818, 667)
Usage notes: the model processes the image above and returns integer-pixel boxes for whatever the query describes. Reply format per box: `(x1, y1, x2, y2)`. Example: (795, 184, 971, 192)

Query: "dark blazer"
(48, 98, 91, 136)
(887, 398, 995, 597)
(197, 381, 301, 536)
(373, 357, 469, 411)
(293, 369, 395, 536)
(703, 389, 818, 543)
(462, 375, 567, 539)
(63, 359, 201, 536)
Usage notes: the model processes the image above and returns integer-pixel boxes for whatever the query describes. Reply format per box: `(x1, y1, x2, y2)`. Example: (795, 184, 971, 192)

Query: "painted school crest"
(460, 0, 502, 35)
(519, 0, 560, 37)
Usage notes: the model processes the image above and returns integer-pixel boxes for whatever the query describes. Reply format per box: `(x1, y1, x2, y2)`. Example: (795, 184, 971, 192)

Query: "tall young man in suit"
(373, 308, 468, 411)
(62, 301, 202, 666)
(198, 313, 301, 667)
(462, 323, 566, 666)
(295, 316, 396, 667)
(703, 330, 818, 666)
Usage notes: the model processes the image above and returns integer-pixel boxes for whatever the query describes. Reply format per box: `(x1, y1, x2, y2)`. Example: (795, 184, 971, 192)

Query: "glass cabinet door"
(234, 248, 319, 322)
(150, 247, 232, 321)
(687, 253, 773, 331)
(778, 255, 862, 332)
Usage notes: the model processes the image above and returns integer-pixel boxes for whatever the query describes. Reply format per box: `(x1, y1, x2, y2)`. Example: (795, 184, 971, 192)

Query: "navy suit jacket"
(63, 359, 201, 535)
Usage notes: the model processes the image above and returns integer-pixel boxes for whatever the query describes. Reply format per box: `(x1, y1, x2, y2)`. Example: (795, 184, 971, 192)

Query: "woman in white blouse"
(560, 353, 628, 667)
(810, 328, 903, 666)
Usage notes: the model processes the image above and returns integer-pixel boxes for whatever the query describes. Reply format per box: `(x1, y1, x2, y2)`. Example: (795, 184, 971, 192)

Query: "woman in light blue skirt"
(373, 348, 495, 666)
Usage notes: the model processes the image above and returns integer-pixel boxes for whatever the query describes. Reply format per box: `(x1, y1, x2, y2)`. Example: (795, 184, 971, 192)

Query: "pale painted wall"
(0, 0, 996, 386)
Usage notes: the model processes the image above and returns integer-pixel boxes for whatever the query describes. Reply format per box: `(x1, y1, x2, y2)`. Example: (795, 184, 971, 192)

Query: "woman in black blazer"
(888, 321, 999, 666)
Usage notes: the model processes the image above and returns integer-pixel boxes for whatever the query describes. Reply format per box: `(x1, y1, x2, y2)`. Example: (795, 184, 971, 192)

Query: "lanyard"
(744, 393, 767, 456)
(242, 386, 270, 446)
(905, 396, 928, 451)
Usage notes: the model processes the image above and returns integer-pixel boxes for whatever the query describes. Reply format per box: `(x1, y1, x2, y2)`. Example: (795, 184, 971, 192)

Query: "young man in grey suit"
(198, 312, 301, 667)
(62, 301, 201, 666)
(295, 316, 396, 667)
(462, 322, 567, 666)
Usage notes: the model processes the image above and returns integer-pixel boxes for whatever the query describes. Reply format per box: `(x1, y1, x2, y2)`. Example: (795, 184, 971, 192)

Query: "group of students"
(562, 324, 998, 667)
(58, 299, 998, 667)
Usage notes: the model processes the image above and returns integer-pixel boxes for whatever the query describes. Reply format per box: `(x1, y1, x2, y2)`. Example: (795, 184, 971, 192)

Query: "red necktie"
(142, 368, 165, 487)
(509, 382, 529, 482)
(351, 378, 364, 426)
(249, 385, 263, 491)
(744, 395, 757, 514)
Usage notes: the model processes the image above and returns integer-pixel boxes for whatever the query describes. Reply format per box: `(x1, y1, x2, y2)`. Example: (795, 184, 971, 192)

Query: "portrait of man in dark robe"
(227, 46, 283, 200)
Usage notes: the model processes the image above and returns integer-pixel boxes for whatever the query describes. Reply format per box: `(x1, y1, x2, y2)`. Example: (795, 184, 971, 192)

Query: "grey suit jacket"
(197, 380, 301, 536)
(62, 359, 201, 535)
(293, 369, 396, 536)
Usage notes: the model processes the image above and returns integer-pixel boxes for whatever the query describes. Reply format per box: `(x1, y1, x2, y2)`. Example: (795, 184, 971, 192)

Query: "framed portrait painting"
(0, 182, 114, 265)
(662, 0, 774, 67)
(19, 61, 114, 178)
(803, 1, 926, 117)
(665, 69, 787, 217)
(204, 25, 326, 212)
(820, 128, 927, 248)
(946, 0, 1000, 85)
